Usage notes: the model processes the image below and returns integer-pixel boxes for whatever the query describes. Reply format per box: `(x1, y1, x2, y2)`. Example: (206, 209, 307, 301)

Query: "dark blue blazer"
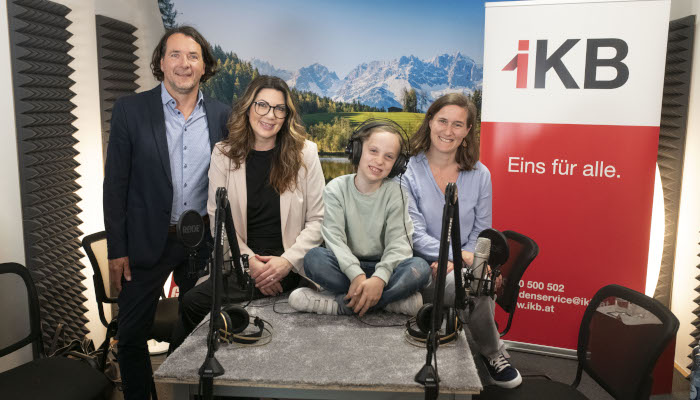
(103, 85, 230, 268)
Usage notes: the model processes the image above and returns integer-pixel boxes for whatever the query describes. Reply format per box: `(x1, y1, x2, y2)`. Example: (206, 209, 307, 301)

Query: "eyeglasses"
(253, 101, 288, 119)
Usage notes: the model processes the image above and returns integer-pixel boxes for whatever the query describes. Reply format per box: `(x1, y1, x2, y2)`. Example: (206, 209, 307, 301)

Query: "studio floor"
(107, 349, 691, 400)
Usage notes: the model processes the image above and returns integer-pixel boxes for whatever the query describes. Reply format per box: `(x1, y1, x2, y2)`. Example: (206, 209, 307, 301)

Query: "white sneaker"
(288, 288, 338, 315)
(384, 292, 423, 316)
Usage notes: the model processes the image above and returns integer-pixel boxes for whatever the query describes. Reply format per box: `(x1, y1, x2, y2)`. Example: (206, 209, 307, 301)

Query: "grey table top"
(155, 297, 482, 395)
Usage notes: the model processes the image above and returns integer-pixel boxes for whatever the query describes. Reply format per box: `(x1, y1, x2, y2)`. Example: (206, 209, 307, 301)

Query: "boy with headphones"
(289, 119, 431, 317)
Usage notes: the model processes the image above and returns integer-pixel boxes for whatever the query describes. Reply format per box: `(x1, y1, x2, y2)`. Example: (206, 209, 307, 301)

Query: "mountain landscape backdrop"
(251, 53, 482, 111)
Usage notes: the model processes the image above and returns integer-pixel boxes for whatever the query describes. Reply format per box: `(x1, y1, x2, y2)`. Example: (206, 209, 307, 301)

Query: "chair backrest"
(81, 232, 115, 327)
(495, 230, 539, 314)
(0, 263, 43, 362)
(576, 284, 679, 400)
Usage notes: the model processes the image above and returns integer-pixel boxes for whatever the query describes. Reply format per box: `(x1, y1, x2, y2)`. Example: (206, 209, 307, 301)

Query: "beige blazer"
(207, 140, 325, 276)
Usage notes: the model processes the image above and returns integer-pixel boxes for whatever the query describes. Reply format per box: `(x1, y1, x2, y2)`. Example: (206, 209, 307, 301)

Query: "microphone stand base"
(198, 356, 224, 400)
(415, 364, 439, 400)
(198, 355, 224, 378)
(415, 363, 440, 385)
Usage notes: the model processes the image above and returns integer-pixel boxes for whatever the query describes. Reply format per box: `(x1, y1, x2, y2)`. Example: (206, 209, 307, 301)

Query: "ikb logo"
(502, 39, 629, 89)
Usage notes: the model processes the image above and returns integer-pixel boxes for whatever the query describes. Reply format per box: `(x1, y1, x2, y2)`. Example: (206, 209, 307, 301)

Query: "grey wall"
(670, 0, 700, 375)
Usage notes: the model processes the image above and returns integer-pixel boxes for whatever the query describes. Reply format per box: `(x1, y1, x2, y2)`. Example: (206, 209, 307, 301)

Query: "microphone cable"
(354, 313, 410, 328)
(398, 174, 413, 252)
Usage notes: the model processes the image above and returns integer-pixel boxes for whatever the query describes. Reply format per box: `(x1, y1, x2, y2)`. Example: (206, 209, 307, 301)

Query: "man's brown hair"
(150, 25, 218, 82)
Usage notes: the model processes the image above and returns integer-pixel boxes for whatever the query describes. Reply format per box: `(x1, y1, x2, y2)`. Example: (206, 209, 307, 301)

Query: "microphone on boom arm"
(198, 188, 228, 400)
(412, 183, 462, 400)
(176, 193, 251, 289)
(412, 182, 511, 400)
(197, 187, 260, 400)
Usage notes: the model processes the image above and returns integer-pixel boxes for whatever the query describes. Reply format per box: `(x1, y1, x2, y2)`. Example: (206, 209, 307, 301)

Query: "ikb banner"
(481, 0, 670, 349)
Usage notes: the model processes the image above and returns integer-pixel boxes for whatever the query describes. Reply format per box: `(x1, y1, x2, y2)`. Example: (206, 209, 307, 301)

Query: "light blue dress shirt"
(400, 152, 492, 261)
(161, 83, 211, 224)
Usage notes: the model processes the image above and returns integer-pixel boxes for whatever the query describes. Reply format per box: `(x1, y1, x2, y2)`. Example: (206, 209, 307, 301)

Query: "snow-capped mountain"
(286, 63, 342, 98)
(250, 58, 293, 81)
(249, 53, 482, 110)
(334, 53, 482, 110)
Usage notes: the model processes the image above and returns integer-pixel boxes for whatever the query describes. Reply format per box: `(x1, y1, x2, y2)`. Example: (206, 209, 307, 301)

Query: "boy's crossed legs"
(290, 247, 430, 316)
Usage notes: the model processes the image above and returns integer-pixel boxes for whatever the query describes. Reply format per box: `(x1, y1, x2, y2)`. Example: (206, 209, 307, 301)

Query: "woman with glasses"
(170, 75, 324, 351)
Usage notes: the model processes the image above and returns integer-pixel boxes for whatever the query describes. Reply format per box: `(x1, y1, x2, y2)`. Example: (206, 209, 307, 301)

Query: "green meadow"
(301, 111, 425, 155)
(302, 112, 425, 135)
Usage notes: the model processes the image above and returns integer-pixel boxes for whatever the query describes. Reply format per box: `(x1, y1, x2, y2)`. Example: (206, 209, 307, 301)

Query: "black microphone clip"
(238, 254, 251, 290)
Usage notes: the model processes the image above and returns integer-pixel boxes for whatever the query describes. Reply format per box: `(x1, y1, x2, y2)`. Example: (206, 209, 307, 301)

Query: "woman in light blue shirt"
(402, 93, 521, 389)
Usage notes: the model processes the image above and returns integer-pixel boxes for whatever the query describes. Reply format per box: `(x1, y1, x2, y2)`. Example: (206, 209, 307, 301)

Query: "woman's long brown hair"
(220, 75, 307, 193)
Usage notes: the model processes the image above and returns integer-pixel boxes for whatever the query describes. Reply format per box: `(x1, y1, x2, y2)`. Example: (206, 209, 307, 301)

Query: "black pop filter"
(478, 228, 509, 267)
(177, 209, 205, 249)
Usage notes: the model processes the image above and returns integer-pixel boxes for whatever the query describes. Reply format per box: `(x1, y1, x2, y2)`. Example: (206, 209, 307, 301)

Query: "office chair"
(494, 230, 539, 337)
(82, 231, 179, 400)
(0, 262, 112, 399)
(477, 284, 680, 400)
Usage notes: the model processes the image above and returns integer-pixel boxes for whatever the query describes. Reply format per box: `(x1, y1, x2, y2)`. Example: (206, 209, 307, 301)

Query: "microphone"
(470, 236, 491, 295)
(478, 228, 509, 268)
(177, 210, 206, 278)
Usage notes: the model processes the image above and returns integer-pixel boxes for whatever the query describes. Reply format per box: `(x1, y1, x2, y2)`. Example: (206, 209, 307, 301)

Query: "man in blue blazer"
(103, 26, 230, 400)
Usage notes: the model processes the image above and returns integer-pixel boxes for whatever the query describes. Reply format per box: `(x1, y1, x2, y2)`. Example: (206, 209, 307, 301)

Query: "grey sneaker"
(288, 288, 338, 315)
(384, 292, 423, 316)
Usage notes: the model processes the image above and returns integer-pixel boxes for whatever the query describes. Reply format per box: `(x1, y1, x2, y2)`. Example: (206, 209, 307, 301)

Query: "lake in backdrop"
(320, 156, 353, 182)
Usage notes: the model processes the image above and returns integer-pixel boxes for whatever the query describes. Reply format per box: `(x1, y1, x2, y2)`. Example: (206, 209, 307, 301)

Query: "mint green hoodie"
(321, 174, 414, 284)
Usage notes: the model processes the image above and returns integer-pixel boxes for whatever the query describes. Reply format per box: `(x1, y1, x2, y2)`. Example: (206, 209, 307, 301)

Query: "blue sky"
(174, 0, 489, 78)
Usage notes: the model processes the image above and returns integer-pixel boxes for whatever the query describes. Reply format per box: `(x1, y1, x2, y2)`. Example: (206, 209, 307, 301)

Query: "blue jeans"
(304, 247, 430, 315)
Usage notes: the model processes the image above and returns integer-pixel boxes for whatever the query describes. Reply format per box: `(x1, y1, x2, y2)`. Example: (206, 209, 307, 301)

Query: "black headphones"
(214, 304, 270, 344)
(345, 118, 410, 178)
(405, 304, 462, 345)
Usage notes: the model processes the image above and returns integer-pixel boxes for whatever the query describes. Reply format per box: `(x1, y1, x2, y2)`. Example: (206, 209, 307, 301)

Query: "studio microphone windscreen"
(177, 209, 205, 249)
(470, 236, 491, 294)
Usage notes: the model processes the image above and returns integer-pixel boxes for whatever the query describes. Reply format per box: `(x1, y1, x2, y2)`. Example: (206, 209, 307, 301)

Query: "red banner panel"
(482, 121, 659, 348)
